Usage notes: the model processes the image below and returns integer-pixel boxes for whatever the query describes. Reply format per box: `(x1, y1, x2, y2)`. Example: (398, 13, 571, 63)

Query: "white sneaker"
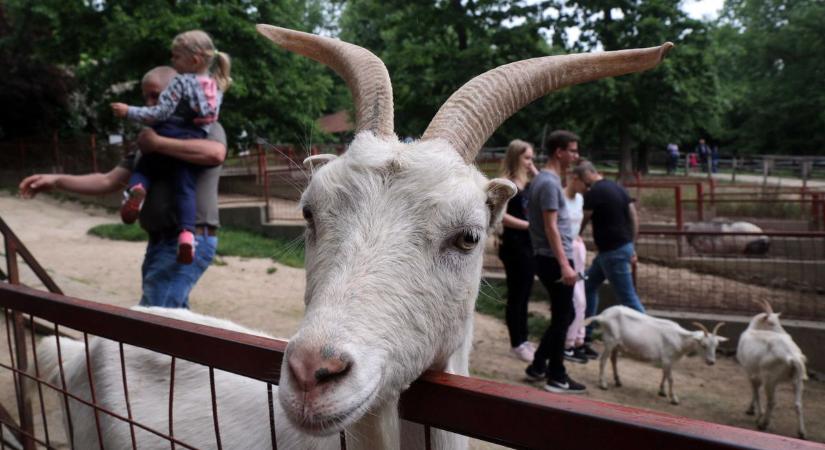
(511, 342, 535, 362)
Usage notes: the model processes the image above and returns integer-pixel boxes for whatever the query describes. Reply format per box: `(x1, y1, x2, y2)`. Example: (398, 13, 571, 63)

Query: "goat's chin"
(278, 373, 383, 436)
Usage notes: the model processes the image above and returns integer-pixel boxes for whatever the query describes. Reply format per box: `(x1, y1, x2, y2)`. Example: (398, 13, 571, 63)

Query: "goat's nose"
(287, 345, 352, 391)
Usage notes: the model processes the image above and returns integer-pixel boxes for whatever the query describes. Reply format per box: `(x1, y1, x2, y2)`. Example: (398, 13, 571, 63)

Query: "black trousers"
(499, 244, 535, 348)
(531, 255, 575, 381)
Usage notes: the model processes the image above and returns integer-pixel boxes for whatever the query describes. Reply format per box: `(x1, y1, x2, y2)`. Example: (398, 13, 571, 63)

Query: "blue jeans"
(584, 242, 645, 340)
(130, 154, 203, 233)
(140, 234, 217, 308)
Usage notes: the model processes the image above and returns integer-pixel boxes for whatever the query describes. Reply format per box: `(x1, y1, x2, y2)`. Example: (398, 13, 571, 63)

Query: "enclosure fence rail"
(1, 214, 68, 450)
(0, 283, 822, 449)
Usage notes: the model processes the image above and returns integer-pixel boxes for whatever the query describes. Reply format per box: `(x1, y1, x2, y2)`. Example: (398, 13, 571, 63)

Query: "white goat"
(737, 299, 807, 439)
(685, 220, 770, 255)
(584, 305, 727, 405)
(36, 25, 672, 449)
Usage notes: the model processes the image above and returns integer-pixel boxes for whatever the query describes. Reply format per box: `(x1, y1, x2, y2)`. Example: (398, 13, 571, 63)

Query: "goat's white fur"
(736, 303, 807, 439)
(584, 306, 727, 405)
(36, 136, 514, 449)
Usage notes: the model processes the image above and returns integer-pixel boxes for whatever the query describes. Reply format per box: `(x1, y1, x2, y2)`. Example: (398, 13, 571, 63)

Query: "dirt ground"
(1, 193, 823, 447)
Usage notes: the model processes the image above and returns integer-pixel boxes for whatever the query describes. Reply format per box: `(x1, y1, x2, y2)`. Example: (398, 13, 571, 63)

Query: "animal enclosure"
(1, 287, 819, 450)
(1, 215, 820, 449)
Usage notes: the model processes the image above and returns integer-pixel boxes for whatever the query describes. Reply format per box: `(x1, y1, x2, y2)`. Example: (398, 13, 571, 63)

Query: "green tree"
(339, 0, 560, 144)
(0, 0, 339, 152)
(549, 0, 723, 176)
(715, 0, 825, 155)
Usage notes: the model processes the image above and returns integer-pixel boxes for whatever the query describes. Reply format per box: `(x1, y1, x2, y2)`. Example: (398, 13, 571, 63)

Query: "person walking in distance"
(523, 130, 586, 394)
(497, 139, 539, 362)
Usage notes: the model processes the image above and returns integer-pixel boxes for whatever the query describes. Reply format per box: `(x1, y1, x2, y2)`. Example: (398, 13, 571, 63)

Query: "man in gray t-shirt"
(524, 130, 586, 394)
(528, 170, 573, 261)
(19, 66, 226, 309)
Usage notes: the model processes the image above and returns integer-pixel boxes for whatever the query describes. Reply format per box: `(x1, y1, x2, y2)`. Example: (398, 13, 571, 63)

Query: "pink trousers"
(565, 237, 587, 348)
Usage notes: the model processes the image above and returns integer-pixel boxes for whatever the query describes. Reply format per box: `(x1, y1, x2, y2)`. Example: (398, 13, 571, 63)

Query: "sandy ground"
(0, 193, 823, 448)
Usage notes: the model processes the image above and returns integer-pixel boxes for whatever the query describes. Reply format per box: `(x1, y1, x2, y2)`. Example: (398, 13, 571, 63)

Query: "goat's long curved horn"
(692, 321, 710, 336)
(712, 322, 725, 335)
(422, 43, 673, 163)
(256, 25, 394, 138)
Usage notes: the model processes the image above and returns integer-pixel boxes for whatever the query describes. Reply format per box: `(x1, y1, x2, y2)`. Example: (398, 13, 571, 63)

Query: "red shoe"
(120, 184, 146, 224)
(177, 230, 195, 264)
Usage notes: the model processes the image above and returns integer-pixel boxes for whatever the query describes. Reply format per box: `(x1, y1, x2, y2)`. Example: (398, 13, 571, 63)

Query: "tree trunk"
(619, 124, 634, 182)
(638, 142, 650, 174)
(451, 0, 468, 50)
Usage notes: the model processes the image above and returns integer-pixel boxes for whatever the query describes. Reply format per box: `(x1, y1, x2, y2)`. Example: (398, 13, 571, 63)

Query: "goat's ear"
(485, 178, 517, 229)
(716, 336, 729, 343)
(303, 154, 338, 173)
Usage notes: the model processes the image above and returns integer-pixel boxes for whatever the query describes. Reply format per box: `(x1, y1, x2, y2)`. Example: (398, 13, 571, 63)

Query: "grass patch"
(87, 223, 148, 241)
(216, 228, 304, 267)
(87, 224, 305, 268)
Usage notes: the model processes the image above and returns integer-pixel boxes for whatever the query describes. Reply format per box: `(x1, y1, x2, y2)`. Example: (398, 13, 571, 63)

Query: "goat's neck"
(347, 399, 400, 450)
(398, 317, 474, 450)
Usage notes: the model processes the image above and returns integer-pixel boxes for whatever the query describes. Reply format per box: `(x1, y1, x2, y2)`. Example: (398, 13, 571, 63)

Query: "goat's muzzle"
(287, 344, 353, 393)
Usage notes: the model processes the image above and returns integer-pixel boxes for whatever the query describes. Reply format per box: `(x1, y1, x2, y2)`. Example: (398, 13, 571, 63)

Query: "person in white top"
(562, 169, 589, 363)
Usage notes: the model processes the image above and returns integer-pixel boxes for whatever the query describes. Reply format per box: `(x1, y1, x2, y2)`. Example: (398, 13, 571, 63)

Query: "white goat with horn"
(37, 26, 672, 449)
(737, 298, 808, 439)
(583, 305, 727, 405)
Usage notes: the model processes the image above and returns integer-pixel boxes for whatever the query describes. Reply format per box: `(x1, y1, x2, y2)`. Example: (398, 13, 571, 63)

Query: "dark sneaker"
(580, 343, 599, 360)
(563, 347, 588, 364)
(524, 365, 545, 382)
(544, 375, 587, 394)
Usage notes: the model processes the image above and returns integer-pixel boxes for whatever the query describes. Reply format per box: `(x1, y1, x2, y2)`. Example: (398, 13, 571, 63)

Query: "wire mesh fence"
(636, 230, 825, 321)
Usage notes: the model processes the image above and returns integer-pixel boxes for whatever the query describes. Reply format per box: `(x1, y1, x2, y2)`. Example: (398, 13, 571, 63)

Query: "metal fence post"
(801, 160, 811, 191)
(3, 236, 36, 450)
(696, 183, 704, 221)
(91, 133, 98, 173)
(17, 140, 25, 175)
(731, 157, 737, 183)
(52, 130, 61, 173)
(259, 144, 271, 223)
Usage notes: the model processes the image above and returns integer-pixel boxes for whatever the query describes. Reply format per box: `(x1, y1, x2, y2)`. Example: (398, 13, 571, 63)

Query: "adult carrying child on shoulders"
(111, 29, 231, 264)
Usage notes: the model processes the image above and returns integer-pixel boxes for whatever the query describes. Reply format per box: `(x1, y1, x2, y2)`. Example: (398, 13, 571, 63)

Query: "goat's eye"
(302, 206, 314, 222)
(453, 230, 480, 252)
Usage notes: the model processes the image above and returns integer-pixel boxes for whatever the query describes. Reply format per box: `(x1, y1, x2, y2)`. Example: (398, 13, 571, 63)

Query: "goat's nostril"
(315, 357, 351, 383)
(288, 345, 352, 391)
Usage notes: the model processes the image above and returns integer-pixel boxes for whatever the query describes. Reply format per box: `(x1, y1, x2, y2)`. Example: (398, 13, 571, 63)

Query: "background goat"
(584, 305, 727, 405)
(36, 25, 672, 449)
(737, 299, 807, 438)
(685, 220, 770, 255)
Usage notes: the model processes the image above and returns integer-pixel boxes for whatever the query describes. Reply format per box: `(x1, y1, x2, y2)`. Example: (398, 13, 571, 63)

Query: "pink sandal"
(177, 230, 195, 264)
(120, 184, 146, 224)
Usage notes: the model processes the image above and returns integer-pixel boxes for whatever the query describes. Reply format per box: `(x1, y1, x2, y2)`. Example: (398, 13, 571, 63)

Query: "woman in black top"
(498, 139, 538, 362)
